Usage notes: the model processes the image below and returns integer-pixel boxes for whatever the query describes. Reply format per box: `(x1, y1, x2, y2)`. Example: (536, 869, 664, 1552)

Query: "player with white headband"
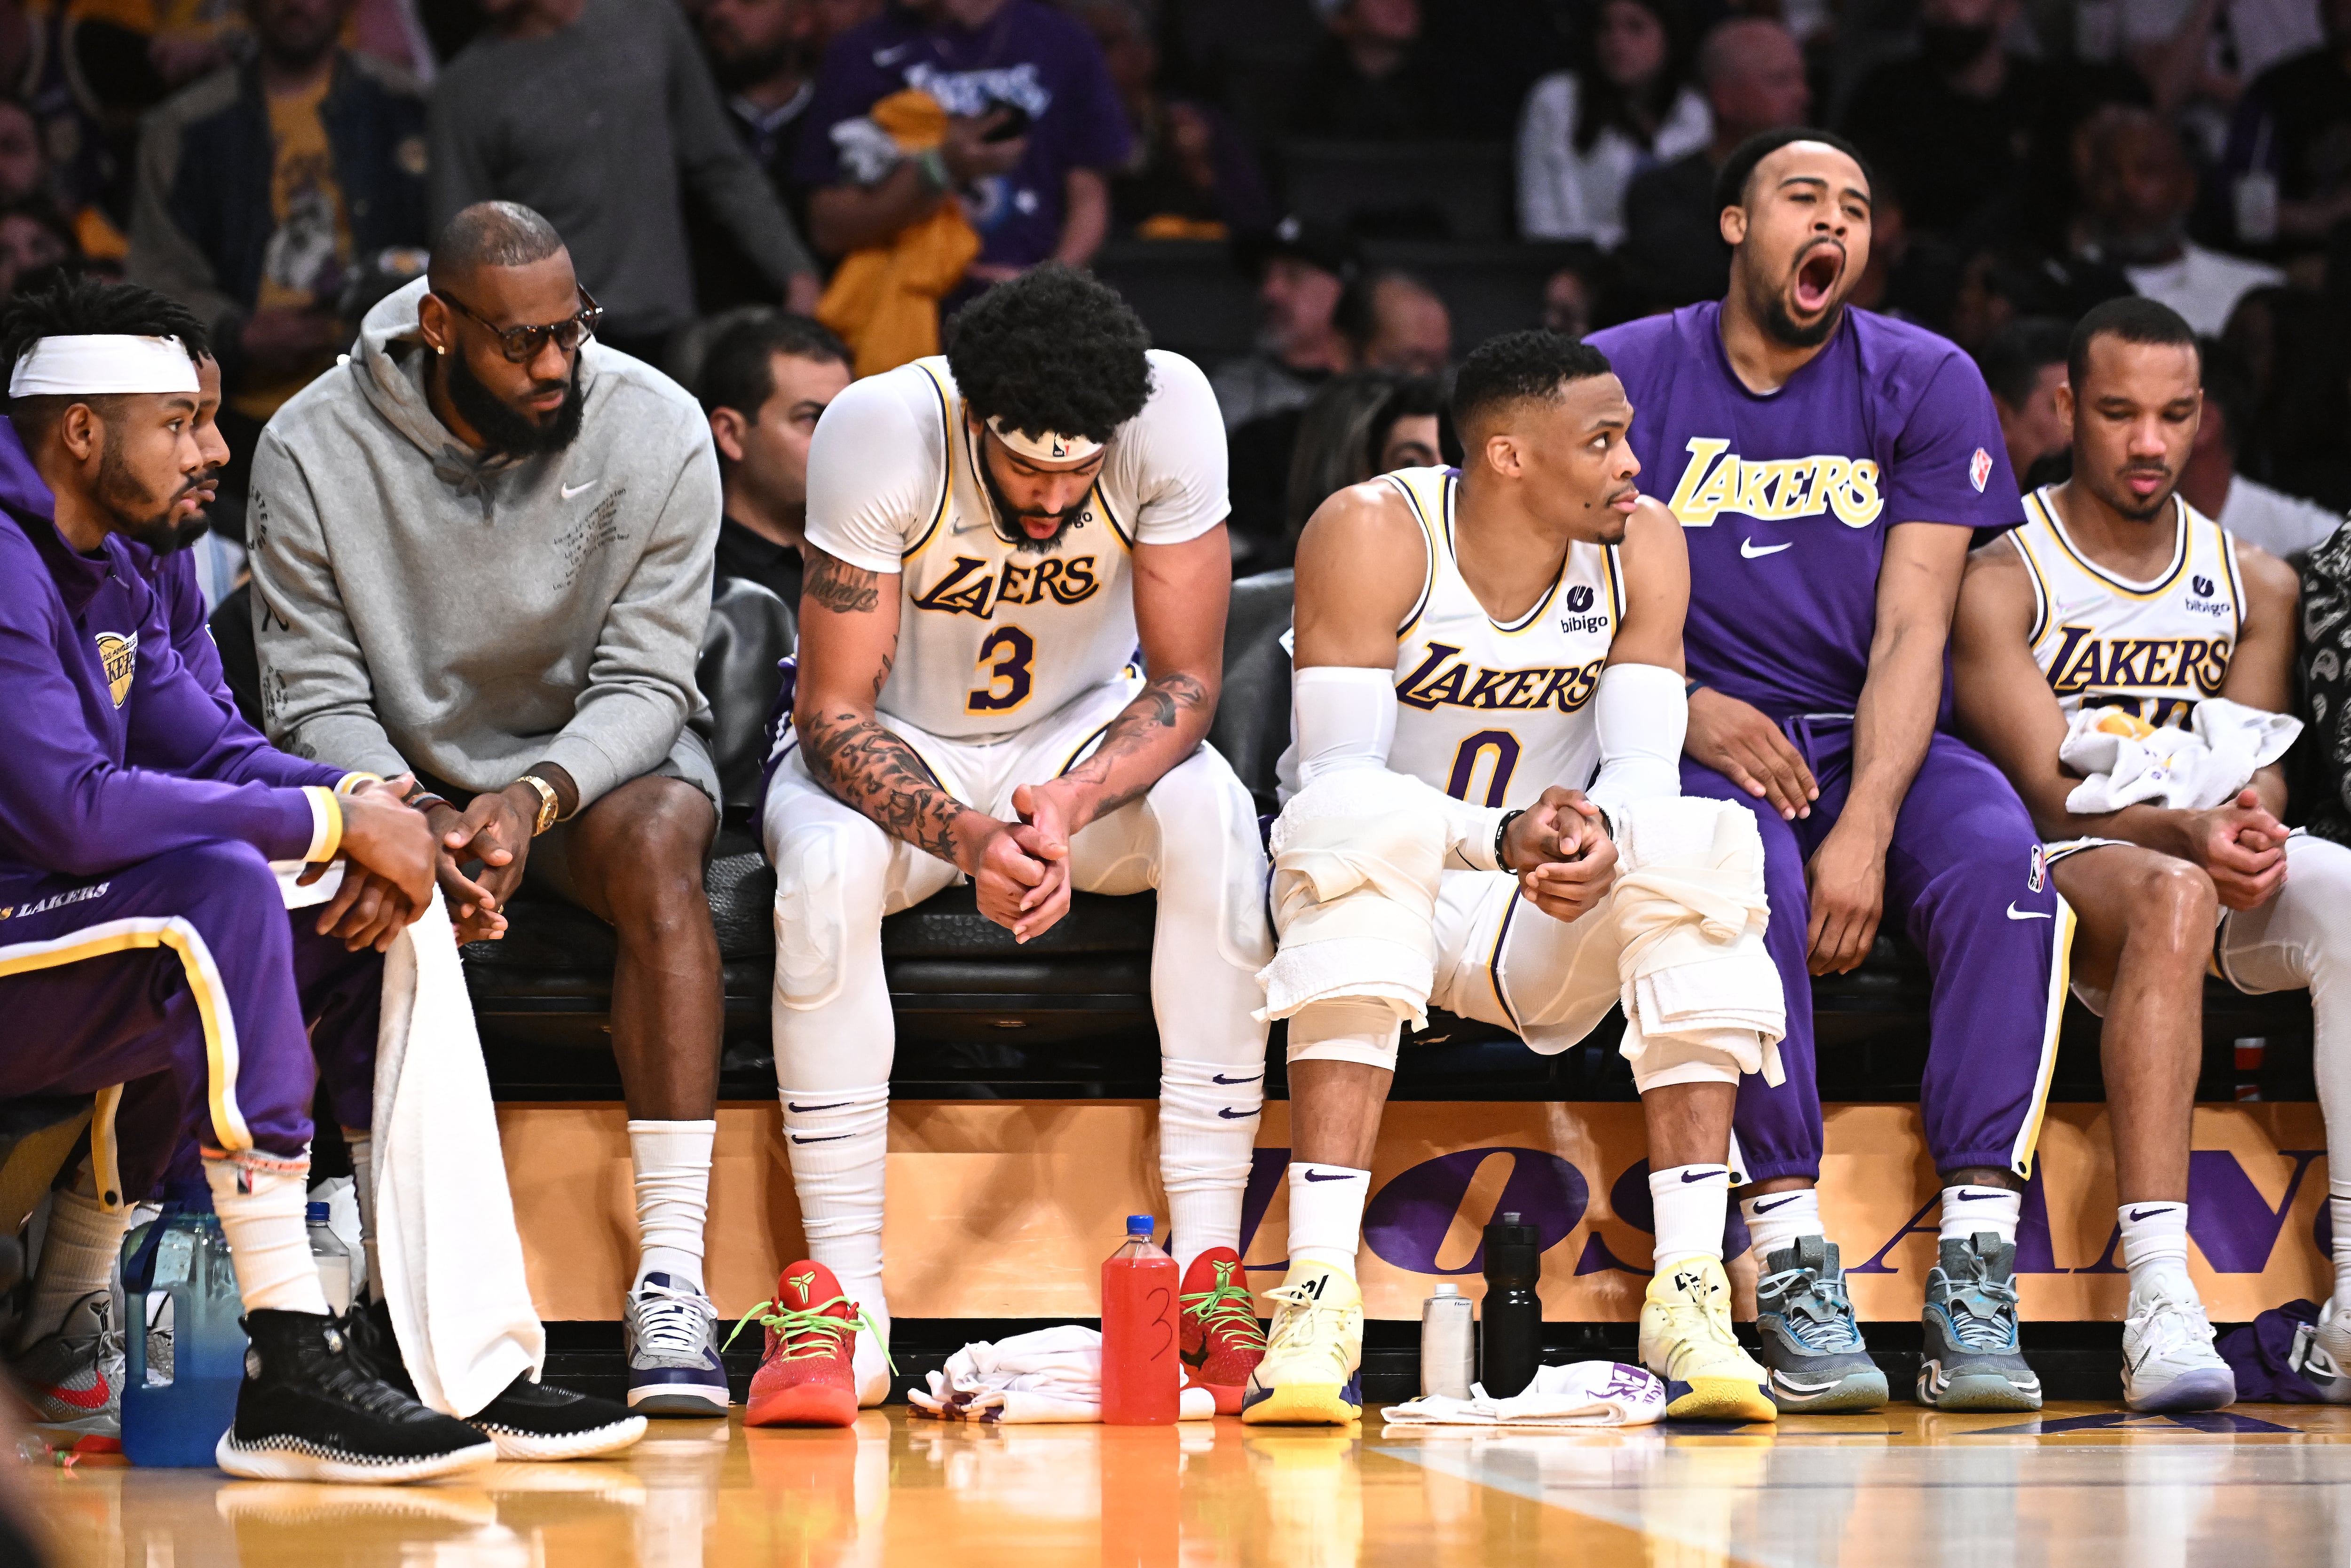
(0, 276, 499, 1481)
(754, 265, 1272, 1425)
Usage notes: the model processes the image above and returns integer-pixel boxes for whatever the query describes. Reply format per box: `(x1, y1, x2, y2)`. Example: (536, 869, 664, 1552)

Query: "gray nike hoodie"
(248, 275, 718, 809)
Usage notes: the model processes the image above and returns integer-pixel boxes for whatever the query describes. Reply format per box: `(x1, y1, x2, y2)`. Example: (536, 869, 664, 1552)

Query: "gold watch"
(515, 774, 560, 836)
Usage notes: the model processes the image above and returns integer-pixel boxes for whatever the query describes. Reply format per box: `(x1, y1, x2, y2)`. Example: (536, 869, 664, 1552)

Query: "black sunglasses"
(436, 285, 604, 363)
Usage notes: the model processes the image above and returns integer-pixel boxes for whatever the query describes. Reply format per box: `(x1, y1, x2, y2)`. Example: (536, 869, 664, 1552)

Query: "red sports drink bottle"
(1100, 1214, 1179, 1425)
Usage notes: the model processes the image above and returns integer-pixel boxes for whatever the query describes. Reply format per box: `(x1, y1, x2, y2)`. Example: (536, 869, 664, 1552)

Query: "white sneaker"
(2121, 1288, 2236, 1412)
(2290, 1299, 2351, 1402)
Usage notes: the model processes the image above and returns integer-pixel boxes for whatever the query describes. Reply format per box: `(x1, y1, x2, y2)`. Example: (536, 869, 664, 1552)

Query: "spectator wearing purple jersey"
(1591, 128, 2056, 1418)
(796, 0, 1131, 289)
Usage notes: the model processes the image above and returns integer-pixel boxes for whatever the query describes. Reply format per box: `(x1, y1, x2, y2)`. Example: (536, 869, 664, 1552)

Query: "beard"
(2102, 466, 2178, 522)
(446, 347, 586, 457)
(710, 36, 794, 92)
(978, 449, 1088, 554)
(1745, 266, 1845, 349)
(94, 433, 198, 554)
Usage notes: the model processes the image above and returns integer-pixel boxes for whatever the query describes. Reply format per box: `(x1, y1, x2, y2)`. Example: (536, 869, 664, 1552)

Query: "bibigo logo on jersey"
(1663, 438, 1883, 528)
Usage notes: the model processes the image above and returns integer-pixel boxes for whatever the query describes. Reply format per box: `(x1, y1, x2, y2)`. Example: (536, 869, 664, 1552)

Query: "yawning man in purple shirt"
(1591, 129, 2061, 1416)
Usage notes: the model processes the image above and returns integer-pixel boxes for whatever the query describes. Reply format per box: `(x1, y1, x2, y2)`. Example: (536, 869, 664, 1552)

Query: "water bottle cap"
(1502, 1211, 1522, 1224)
(1126, 1215, 1153, 1235)
(307, 1202, 329, 1223)
(1431, 1283, 1459, 1297)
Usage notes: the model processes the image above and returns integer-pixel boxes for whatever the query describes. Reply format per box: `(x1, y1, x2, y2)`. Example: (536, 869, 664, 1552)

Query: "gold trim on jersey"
(2219, 529, 2246, 644)
(1092, 484, 1134, 552)
(2010, 526, 2057, 653)
(2029, 487, 2189, 601)
(1486, 887, 1523, 1035)
(1444, 475, 1565, 635)
(1602, 544, 1625, 628)
(2009, 895, 2076, 1178)
(1384, 470, 1440, 641)
(905, 360, 958, 562)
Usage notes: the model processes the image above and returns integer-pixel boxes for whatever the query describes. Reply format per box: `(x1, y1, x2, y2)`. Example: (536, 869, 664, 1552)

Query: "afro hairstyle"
(944, 263, 1154, 445)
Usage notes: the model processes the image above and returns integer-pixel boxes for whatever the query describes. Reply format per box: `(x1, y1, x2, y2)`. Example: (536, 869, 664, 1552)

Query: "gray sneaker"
(1917, 1233, 2042, 1411)
(623, 1274, 730, 1417)
(1754, 1237, 1889, 1412)
(8, 1292, 126, 1437)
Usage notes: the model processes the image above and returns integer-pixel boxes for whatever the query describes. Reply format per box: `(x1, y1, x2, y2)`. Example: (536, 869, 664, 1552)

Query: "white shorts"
(1427, 869, 1625, 1054)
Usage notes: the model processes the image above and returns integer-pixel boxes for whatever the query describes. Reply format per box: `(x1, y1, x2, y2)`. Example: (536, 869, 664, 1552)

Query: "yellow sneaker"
(1639, 1257, 1777, 1423)
(1239, 1262, 1363, 1425)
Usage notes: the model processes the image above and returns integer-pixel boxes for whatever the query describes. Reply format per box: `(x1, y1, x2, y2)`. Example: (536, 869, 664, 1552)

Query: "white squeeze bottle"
(1420, 1283, 1475, 1398)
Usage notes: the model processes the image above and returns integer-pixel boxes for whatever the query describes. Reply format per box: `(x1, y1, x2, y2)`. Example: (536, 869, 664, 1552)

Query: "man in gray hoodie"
(247, 201, 734, 1419)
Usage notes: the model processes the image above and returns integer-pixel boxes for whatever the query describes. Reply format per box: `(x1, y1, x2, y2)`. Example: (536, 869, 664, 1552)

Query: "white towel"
(1608, 799, 1786, 1086)
(1256, 769, 1449, 1024)
(2060, 699, 2301, 813)
(907, 1325, 1215, 1423)
(1380, 1361, 1665, 1428)
(370, 891, 544, 1418)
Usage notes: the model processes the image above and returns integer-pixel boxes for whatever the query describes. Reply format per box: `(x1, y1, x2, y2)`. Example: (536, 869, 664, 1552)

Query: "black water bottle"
(1478, 1211, 1543, 1398)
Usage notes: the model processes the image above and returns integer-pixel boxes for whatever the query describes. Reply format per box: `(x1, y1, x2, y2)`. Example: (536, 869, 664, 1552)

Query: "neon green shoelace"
(1179, 1261, 1268, 1352)
(724, 1292, 896, 1372)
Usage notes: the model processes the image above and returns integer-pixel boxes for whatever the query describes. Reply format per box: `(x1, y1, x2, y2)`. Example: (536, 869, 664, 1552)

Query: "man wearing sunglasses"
(246, 200, 738, 1418)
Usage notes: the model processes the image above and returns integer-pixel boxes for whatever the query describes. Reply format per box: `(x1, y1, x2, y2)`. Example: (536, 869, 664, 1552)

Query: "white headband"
(8, 334, 199, 399)
(986, 416, 1102, 465)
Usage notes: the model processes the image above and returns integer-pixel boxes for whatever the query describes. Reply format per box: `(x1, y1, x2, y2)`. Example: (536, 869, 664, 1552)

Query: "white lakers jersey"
(1280, 466, 1622, 808)
(2011, 486, 2244, 728)
(803, 350, 1229, 741)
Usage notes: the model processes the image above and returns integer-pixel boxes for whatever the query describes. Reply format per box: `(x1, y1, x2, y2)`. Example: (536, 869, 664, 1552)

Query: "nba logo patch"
(1969, 448, 1993, 494)
(2028, 844, 2045, 894)
(95, 630, 137, 708)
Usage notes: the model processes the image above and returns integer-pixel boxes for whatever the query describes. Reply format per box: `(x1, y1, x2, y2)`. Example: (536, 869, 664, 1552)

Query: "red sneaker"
(732, 1261, 887, 1427)
(1179, 1248, 1268, 1414)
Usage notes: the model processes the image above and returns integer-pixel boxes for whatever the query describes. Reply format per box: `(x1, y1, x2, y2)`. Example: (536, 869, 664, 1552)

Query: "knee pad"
(1285, 997, 1404, 1072)
(1627, 1032, 1749, 1095)
(771, 820, 883, 1010)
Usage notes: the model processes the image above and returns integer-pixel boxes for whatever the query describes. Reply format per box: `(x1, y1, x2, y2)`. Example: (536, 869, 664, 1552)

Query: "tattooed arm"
(1008, 526, 1232, 934)
(793, 545, 1056, 931)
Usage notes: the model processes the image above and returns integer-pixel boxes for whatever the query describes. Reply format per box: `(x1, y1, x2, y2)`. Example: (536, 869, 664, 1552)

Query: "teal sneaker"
(1917, 1233, 2042, 1411)
(1753, 1237, 1889, 1412)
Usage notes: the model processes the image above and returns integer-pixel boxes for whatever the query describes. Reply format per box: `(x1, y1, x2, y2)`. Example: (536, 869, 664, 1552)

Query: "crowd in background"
(0, 0, 2345, 591)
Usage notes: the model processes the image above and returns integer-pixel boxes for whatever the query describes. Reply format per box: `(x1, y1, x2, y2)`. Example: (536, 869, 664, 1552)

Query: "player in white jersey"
(762, 267, 1273, 1420)
(1954, 297, 2351, 1411)
(1245, 331, 1789, 1426)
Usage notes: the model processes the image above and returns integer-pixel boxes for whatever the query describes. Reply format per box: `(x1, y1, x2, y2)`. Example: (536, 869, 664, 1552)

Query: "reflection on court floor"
(22, 1403, 2351, 1568)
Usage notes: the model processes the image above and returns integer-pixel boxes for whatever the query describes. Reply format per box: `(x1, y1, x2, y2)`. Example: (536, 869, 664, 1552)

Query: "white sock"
(204, 1158, 330, 1315)
(1157, 1056, 1261, 1274)
(1650, 1165, 1729, 1269)
(1940, 1185, 2022, 1245)
(779, 1085, 890, 1300)
(2117, 1200, 2193, 1300)
(2332, 1183, 2351, 1313)
(1285, 1163, 1370, 1276)
(628, 1119, 715, 1293)
(1739, 1187, 1822, 1264)
(18, 1186, 132, 1347)
(343, 1130, 379, 1305)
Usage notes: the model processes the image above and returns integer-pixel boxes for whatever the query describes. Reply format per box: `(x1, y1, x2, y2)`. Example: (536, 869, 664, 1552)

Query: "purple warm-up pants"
(1683, 715, 2069, 1187)
(0, 840, 380, 1207)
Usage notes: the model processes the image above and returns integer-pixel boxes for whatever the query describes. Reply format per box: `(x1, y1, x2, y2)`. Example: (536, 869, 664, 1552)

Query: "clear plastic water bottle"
(1420, 1283, 1475, 1399)
(1100, 1215, 1179, 1425)
(308, 1201, 352, 1316)
(120, 1190, 245, 1467)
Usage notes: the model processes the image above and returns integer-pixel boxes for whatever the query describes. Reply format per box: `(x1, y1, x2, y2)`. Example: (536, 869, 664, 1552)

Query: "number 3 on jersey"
(967, 625, 1036, 713)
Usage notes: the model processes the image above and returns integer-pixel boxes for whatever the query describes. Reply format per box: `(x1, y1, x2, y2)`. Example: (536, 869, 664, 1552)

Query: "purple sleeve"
(1882, 351, 2024, 529)
(792, 39, 884, 189)
(153, 553, 346, 793)
(1051, 20, 1134, 172)
(0, 606, 319, 878)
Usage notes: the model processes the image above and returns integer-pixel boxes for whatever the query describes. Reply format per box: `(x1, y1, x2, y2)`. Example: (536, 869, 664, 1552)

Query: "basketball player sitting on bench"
(1953, 297, 2351, 1411)
(1245, 331, 1790, 1427)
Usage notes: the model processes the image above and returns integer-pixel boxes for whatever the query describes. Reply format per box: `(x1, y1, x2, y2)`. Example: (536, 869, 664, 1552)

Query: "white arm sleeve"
(1586, 662, 1688, 827)
(1122, 350, 1230, 545)
(802, 370, 941, 574)
(1291, 665, 1507, 871)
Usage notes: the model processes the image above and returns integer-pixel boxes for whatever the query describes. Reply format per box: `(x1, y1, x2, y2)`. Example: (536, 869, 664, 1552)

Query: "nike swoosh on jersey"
(2005, 903, 2052, 920)
(1740, 538, 1793, 559)
(561, 480, 597, 499)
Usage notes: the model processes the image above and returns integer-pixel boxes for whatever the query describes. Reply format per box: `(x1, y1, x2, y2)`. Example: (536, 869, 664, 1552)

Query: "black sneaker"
(349, 1294, 643, 1460)
(215, 1310, 497, 1484)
